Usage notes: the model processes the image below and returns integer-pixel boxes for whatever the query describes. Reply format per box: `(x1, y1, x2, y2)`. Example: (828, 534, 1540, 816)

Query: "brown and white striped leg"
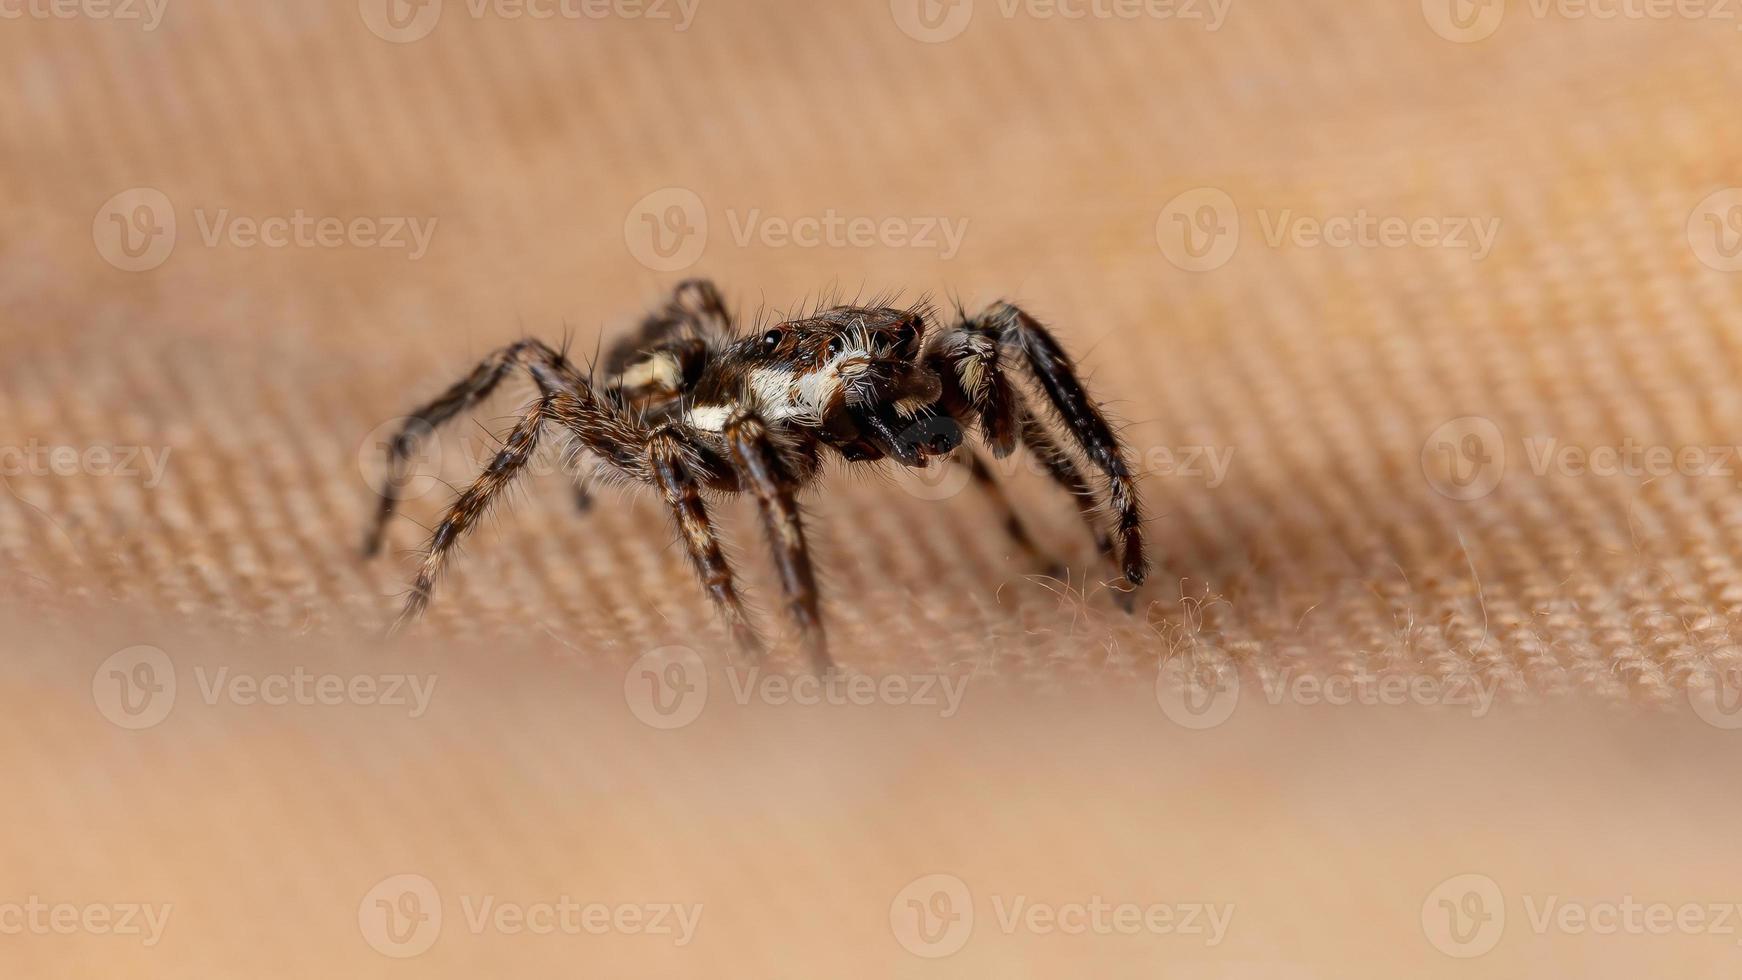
(956, 448, 1064, 578)
(647, 428, 766, 661)
(723, 414, 831, 672)
(364, 338, 577, 557)
(391, 396, 552, 634)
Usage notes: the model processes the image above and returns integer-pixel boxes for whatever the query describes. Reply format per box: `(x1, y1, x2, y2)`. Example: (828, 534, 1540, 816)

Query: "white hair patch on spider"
(685, 340, 881, 432)
(616, 351, 682, 391)
(684, 404, 734, 432)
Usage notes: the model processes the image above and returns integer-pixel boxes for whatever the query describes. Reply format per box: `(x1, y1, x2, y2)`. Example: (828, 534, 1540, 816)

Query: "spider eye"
(894, 319, 919, 352)
(826, 335, 846, 359)
(760, 329, 784, 353)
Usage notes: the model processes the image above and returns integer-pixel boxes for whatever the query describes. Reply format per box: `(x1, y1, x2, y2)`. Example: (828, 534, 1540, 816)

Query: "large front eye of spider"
(893, 317, 920, 354)
(760, 328, 784, 354)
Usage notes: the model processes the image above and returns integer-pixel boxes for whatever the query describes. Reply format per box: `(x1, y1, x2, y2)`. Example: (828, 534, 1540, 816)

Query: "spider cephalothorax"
(364, 280, 1149, 671)
(693, 306, 960, 467)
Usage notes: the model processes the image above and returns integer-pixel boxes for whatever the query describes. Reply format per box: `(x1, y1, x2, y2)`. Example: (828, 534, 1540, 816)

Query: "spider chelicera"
(364, 280, 1148, 671)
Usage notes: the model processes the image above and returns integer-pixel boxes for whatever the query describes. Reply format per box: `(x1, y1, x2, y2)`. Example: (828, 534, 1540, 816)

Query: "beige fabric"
(6, 1, 1742, 975)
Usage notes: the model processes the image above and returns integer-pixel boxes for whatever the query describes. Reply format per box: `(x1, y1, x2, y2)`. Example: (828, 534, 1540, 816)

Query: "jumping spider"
(364, 280, 1148, 671)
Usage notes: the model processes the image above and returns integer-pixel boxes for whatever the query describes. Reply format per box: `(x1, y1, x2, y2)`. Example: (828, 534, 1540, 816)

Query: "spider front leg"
(984, 303, 1147, 585)
(931, 307, 1147, 606)
(364, 338, 578, 557)
(722, 414, 832, 673)
(391, 395, 553, 635)
(384, 360, 637, 632)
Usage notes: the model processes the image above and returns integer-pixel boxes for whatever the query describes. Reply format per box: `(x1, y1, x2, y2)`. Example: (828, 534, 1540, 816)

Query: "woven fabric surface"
(6, 3, 1742, 688)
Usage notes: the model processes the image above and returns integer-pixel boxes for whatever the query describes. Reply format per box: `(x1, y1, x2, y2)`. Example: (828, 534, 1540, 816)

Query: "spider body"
(365, 280, 1148, 671)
